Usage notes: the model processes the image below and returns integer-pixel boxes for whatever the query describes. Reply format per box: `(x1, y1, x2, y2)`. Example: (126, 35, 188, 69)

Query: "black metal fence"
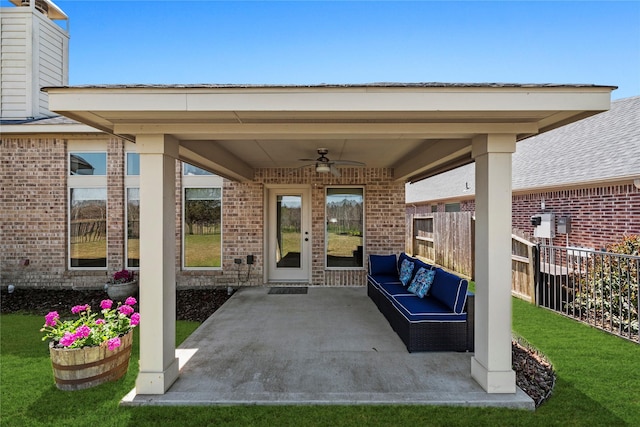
(536, 245, 639, 343)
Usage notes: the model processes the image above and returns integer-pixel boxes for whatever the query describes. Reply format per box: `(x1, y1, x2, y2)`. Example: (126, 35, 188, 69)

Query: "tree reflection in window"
(69, 188, 107, 267)
(184, 188, 222, 268)
(326, 188, 364, 268)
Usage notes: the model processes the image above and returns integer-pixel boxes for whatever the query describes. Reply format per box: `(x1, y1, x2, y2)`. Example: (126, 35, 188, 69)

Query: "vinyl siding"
(0, 14, 28, 118)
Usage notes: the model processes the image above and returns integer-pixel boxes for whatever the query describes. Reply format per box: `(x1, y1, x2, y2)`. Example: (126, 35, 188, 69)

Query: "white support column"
(135, 134, 180, 394)
(470, 134, 517, 394)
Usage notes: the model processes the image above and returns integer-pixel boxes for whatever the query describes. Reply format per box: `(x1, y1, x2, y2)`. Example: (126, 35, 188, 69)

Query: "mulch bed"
(0, 287, 555, 407)
(0, 288, 230, 323)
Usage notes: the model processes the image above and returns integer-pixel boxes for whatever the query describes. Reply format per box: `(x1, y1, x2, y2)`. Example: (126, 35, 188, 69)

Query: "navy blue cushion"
(414, 258, 433, 272)
(397, 252, 414, 271)
(392, 295, 467, 322)
(368, 254, 398, 276)
(378, 282, 413, 299)
(368, 274, 401, 287)
(429, 269, 468, 314)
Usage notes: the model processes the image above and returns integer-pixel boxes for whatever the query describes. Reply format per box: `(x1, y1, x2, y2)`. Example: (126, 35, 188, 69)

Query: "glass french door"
(267, 187, 311, 282)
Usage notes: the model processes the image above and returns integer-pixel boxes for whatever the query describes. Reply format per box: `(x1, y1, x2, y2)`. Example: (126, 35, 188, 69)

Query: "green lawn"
(184, 233, 221, 267)
(1, 299, 639, 426)
(327, 233, 362, 257)
(70, 239, 106, 260)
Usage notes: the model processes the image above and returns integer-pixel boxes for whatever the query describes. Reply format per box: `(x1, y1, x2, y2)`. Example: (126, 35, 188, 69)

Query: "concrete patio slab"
(122, 286, 534, 409)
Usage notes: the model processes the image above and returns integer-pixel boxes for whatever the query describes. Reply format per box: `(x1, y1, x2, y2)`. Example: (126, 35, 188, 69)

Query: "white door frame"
(264, 185, 312, 283)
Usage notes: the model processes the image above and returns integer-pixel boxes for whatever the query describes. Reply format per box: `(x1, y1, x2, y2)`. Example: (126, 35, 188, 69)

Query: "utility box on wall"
(557, 216, 571, 234)
(533, 213, 555, 239)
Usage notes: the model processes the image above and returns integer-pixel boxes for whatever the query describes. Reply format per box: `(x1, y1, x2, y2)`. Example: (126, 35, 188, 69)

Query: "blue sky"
(5, 1, 639, 99)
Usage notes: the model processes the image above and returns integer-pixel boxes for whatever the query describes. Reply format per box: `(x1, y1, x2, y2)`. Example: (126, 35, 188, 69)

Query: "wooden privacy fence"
(511, 231, 536, 303)
(70, 219, 106, 243)
(408, 212, 474, 278)
(407, 212, 537, 301)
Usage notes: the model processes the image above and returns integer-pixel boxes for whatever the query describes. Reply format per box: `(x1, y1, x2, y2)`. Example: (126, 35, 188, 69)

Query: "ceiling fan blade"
(330, 164, 341, 177)
(331, 160, 366, 166)
(298, 158, 317, 162)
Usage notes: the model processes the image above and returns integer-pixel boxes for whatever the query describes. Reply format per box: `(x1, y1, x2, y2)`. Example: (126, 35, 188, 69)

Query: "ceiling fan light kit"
(315, 164, 331, 173)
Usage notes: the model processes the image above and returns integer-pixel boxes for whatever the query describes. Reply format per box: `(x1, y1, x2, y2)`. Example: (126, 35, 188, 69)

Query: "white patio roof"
(44, 83, 614, 183)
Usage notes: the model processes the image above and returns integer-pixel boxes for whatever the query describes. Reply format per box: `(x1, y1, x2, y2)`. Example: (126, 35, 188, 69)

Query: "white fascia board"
(46, 87, 613, 114)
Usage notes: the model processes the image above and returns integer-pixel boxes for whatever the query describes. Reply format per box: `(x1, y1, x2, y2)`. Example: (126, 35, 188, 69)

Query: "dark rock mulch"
(512, 338, 556, 407)
(0, 287, 230, 323)
(1, 287, 555, 407)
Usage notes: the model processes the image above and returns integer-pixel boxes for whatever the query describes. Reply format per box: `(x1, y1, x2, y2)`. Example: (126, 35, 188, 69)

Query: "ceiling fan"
(296, 148, 365, 177)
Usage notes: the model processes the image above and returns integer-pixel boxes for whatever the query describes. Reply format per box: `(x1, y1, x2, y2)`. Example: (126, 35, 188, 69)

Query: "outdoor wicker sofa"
(367, 253, 474, 352)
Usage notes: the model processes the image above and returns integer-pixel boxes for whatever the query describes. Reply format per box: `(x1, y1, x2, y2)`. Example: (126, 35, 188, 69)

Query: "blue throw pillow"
(368, 254, 397, 276)
(407, 267, 426, 294)
(408, 267, 435, 298)
(415, 270, 436, 298)
(399, 259, 414, 286)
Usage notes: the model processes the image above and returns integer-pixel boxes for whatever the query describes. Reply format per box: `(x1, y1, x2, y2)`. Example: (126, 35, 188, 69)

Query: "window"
(69, 188, 107, 268)
(126, 152, 140, 176)
(126, 188, 140, 268)
(69, 152, 106, 175)
(326, 187, 364, 268)
(184, 163, 214, 176)
(183, 188, 222, 268)
(182, 163, 223, 269)
(125, 152, 140, 269)
(445, 203, 461, 212)
(68, 149, 108, 269)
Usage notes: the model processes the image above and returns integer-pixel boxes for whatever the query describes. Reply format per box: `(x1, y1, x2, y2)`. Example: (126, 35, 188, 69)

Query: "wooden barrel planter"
(49, 331, 133, 391)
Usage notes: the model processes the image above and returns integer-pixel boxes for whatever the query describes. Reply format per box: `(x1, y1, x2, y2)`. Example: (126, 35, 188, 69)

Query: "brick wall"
(0, 136, 124, 288)
(1, 138, 68, 287)
(107, 139, 125, 271)
(405, 183, 640, 255)
(2, 135, 406, 289)
(512, 184, 640, 250)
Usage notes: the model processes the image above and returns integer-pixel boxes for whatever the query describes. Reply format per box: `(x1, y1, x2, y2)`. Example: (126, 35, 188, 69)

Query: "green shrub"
(571, 235, 639, 337)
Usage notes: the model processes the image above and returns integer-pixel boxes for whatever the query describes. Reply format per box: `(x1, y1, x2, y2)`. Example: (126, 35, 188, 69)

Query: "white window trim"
(325, 185, 366, 271)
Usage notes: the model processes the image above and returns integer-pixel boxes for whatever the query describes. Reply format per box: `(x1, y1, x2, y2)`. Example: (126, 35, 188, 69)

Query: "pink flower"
(59, 332, 76, 347)
(107, 337, 121, 351)
(130, 313, 140, 326)
(75, 325, 91, 339)
(44, 311, 59, 327)
(124, 297, 137, 306)
(95, 318, 105, 325)
(100, 299, 113, 310)
(71, 304, 90, 314)
(118, 305, 134, 316)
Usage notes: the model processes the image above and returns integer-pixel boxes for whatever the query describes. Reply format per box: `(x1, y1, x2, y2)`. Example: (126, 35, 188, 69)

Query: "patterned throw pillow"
(399, 259, 414, 286)
(407, 267, 427, 294)
(408, 267, 436, 298)
(415, 269, 436, 298)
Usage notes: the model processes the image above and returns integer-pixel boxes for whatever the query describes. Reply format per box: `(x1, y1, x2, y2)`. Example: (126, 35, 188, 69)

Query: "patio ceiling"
(44, 83, 615, 183)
